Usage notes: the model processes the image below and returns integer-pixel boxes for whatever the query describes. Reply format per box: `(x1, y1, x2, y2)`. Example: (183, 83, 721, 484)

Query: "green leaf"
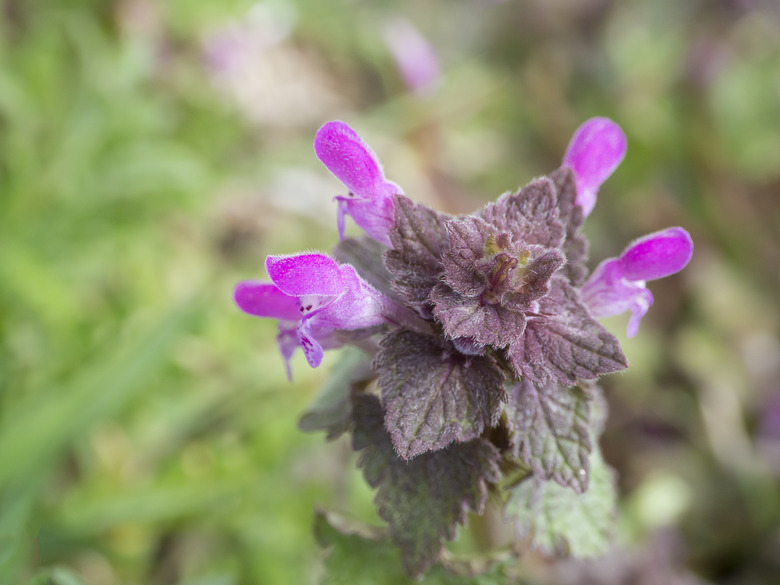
(352, 395, 501, 577)
(375, 330, 506, 460)
(505, 448, 617, 557)
(298, 347, 374, 440)
(507, 381, 592, 493)
(314, 510, 509, 585)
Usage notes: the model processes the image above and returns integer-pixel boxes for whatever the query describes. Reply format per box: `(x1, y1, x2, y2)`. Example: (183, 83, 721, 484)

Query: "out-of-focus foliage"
(0, 0, 778, 583)
(314, 510, 510, 585)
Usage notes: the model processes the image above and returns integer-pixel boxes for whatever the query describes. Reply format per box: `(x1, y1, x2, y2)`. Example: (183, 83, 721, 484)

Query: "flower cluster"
(234, 118, 693, 576)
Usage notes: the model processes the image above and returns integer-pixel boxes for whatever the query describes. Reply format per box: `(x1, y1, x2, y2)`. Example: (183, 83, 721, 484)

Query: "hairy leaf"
(431, 283, 527, 348)
(580, 380, 609, 437)
(507, 380, 592, 493)
(479, 179, 564, 249)
(384, 195, 450, 317)
(549, 167, 588, 286)
(440, 216, 563, 306)
(314, 510, 510, 584)
(510, 249, 566, 306)
(298, 347, 375, 440)
(505, 449, 617, 557)
(440, 216, 496, 296)
(376, 330, 507, 459)
(352, 394, 501, 577)
(508, 277, 627, 386)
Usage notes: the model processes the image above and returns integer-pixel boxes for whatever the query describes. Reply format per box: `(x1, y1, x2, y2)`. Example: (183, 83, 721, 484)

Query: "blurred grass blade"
(0, 305, 195, 484)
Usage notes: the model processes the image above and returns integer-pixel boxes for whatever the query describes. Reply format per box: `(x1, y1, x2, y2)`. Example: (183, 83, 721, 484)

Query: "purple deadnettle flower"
(430, 181, 566, 349)
(581, 227, 694, 337)
(314, 121, 403, 247)
(234, 252, 389, 377)
(234, 115, 695, 577)
(381, 17, 440, 95)
(563, 117, 627, 217)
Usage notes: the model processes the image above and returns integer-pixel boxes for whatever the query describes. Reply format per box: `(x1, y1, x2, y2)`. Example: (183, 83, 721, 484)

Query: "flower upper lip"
(581, 227, 694, 337)
(562, 117, 627, 217)
(314, 121, 401, 246)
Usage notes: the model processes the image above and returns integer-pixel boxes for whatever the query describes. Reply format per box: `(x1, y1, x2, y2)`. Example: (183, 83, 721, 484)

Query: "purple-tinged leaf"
(431, 210, 564, 348)
(549, 167, 589, 286)
(512, 249, 566, 305)
(508, 277, 627, 385)
(439, 216, 564, 307)
(479, 178, 565, 249)
(440, 216, 495, 296)
(507, 380, 592, 493)
(384, 194, 451, 317)
(352, 394, 501, 577)
(549, 167, 584, 234)
(450, 336, 486, 356)
(233, 281, 301, 321)
(562, 117, 627, 217)
(431, 283, 527, 348)
(505, 449, 617, 557)
(375, 330, 507, 459)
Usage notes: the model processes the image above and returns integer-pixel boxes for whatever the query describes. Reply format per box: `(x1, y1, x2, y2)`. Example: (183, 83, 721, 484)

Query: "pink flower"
(563, 117, 627, 217)
(314, 121, 402, 247)
(382, 17, 440, 94)
(234, 252, 388, 376)
(581, 227, 694, 337)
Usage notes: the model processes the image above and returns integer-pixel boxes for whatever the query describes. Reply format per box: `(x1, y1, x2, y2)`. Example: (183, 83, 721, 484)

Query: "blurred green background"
(1, 0, 779, 583)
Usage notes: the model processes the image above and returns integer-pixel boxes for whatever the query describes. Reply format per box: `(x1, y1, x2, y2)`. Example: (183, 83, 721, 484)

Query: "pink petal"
(382, 17, 440, 94)
(233, 281, 301, 321)
(276, 323, 299, 380)
(265, 253, 345, 297)
(618, 227, 693, 282)
(626, 287, 654, 338)
(314, 121, 388, 199)
(319, 264, 388, 330)
(337, 195, 395, 247)
(335, 197, 349, 241)
(563, 117, 627, 217)
(297, 319, 324, 368)
(581, 260, 656, 337)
